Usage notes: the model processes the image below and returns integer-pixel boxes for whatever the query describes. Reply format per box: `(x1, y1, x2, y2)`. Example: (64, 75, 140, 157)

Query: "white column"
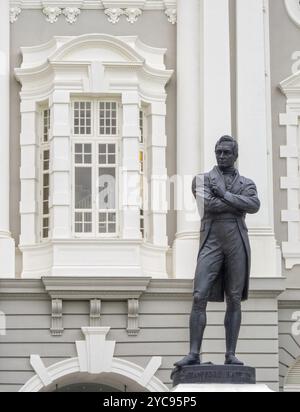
(236, 0, 278, 277)
(49, 90, 71, 239)
(201, 0, 232, 170)
(173, 0, 201, 278)
(0, 1, 15, 277)
(121, 92, 141, 240)
(173, 0, 232, 278)
(19, 100, 39, 246)
(147, 101, 168, 247)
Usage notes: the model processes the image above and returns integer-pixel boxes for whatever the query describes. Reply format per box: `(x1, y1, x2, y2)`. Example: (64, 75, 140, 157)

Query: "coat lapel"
(209, 166, 226, 192)
(209, 166, 244, 195)
(230, 170, 244, 194)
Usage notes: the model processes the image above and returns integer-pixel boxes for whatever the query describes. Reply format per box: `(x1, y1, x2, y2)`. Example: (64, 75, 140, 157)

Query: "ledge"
(144, 277, 286, 299)
(0, 279, 46, 299)
(248, 277, 286, 299)
(278, 287, 300, 308)
(0, 276, 286, 300)
(42, 276, 151, 299)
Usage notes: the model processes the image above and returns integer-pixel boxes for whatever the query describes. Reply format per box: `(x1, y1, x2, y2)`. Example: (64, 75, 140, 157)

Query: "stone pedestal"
(171, 364, 273, 393)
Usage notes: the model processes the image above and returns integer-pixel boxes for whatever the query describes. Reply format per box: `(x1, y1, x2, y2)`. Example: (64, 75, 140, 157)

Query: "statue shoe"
(225, 353, 244, 366)
(174, 353, 200, 368)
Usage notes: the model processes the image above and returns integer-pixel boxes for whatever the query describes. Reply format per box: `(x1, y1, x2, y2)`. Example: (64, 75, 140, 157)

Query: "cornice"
(0, 277, 286, 300)
(145, 277, 286, 299)
(42, 276, 152, 299)
(0, 279, 47, 299)
(278, 288, 300, 308)
(11, 0, 176, 9)
(10, 0, 177, 23)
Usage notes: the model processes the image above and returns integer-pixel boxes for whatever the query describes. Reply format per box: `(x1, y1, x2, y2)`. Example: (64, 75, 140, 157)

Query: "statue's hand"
(211, 184, 226, 199)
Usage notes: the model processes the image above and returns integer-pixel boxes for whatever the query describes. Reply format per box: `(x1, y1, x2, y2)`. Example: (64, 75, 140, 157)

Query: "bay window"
(17, 33, 171, 278)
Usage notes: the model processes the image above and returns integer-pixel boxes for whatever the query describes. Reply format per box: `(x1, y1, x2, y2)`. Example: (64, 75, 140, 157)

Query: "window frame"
(39, 105, 51, 242)
(71, 97, 121, 239)
(139, 108, 147, 240)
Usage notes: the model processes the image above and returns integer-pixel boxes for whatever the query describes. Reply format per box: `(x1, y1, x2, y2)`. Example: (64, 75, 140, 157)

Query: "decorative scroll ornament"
(165, 8, 177, 24)
(50, 299, 63, 336)
(90, 299, 101, 327)
(63, 7, 81, 24)
(127, 299, 140, 336)
(124, 8, 142, 23)
(42, 6, 62, 23)
(104, 8, 124, 24)
(10, 7, 22, 23)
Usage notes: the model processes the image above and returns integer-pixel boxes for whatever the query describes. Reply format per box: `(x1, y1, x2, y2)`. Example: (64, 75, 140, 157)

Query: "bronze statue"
(175, 136, 260, 368)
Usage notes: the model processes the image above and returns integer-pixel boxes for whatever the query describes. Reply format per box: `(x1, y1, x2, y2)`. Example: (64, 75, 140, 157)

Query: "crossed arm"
(192, 175, 260, 215)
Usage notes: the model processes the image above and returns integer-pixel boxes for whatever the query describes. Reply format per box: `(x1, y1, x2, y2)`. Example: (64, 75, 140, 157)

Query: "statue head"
(215, 135, 238, 170)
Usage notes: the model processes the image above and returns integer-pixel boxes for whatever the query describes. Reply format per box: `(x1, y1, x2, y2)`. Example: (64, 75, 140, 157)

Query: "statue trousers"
(194, 219, 247, 303)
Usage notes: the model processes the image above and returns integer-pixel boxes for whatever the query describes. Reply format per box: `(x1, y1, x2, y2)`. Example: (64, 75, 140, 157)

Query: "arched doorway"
(39, 370, 153, 393)
(19, 327, 169, 393)
(20, 357, 168, 393)
(53, 383, 121, 392)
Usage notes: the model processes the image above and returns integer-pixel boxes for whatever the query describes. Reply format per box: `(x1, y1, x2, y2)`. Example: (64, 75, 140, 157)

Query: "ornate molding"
(124, 7, 142, 23)
(50, 299, 63, 336)
(102, 0, 145, 8)
(165, 7, 176, 24)
(62, 7, 81, 24)
(10, 6, 22, 23)
(9, 1, 178, 24)
(104, 7, 124, 23)
(127, 298, 140, 336)
(9, 0, 177, 10)
(90, 299, 101, 327)
(42, 6, 62, 23)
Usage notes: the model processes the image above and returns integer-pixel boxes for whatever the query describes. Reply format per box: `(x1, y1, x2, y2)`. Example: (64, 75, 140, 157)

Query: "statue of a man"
(175, 136, 261, 368)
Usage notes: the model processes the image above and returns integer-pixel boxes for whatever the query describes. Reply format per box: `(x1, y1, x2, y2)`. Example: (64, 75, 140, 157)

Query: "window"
(99, 102, 118, 135)
(73, 101, 92, 135)
(139, 109, 146, 239)
(74, 143, 93, 234)
(41, 107, 51, 240)
(43, 108, 50, 143)
(72, 99, 119, 237)
(98, 143, 117, 234)
(139, 109, 144, 144)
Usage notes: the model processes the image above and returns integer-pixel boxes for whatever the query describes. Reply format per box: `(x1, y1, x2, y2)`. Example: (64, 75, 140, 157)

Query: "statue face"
(215, 142, 236, 169)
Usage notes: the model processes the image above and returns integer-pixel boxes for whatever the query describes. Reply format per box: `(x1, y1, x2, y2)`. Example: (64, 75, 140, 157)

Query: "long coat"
(192, 166, 261, 302)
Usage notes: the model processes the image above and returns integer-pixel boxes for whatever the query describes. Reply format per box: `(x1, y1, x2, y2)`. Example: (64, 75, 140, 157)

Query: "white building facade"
(0, 0, 299, 392)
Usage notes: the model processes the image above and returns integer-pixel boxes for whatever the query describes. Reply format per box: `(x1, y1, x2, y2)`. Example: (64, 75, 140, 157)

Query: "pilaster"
(0, 0, 15, 277)
(49, 90, 71, 239)
(121, 91, 141, 240)
(236, 0, 279, 277)
(146, 101, 168, 247)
